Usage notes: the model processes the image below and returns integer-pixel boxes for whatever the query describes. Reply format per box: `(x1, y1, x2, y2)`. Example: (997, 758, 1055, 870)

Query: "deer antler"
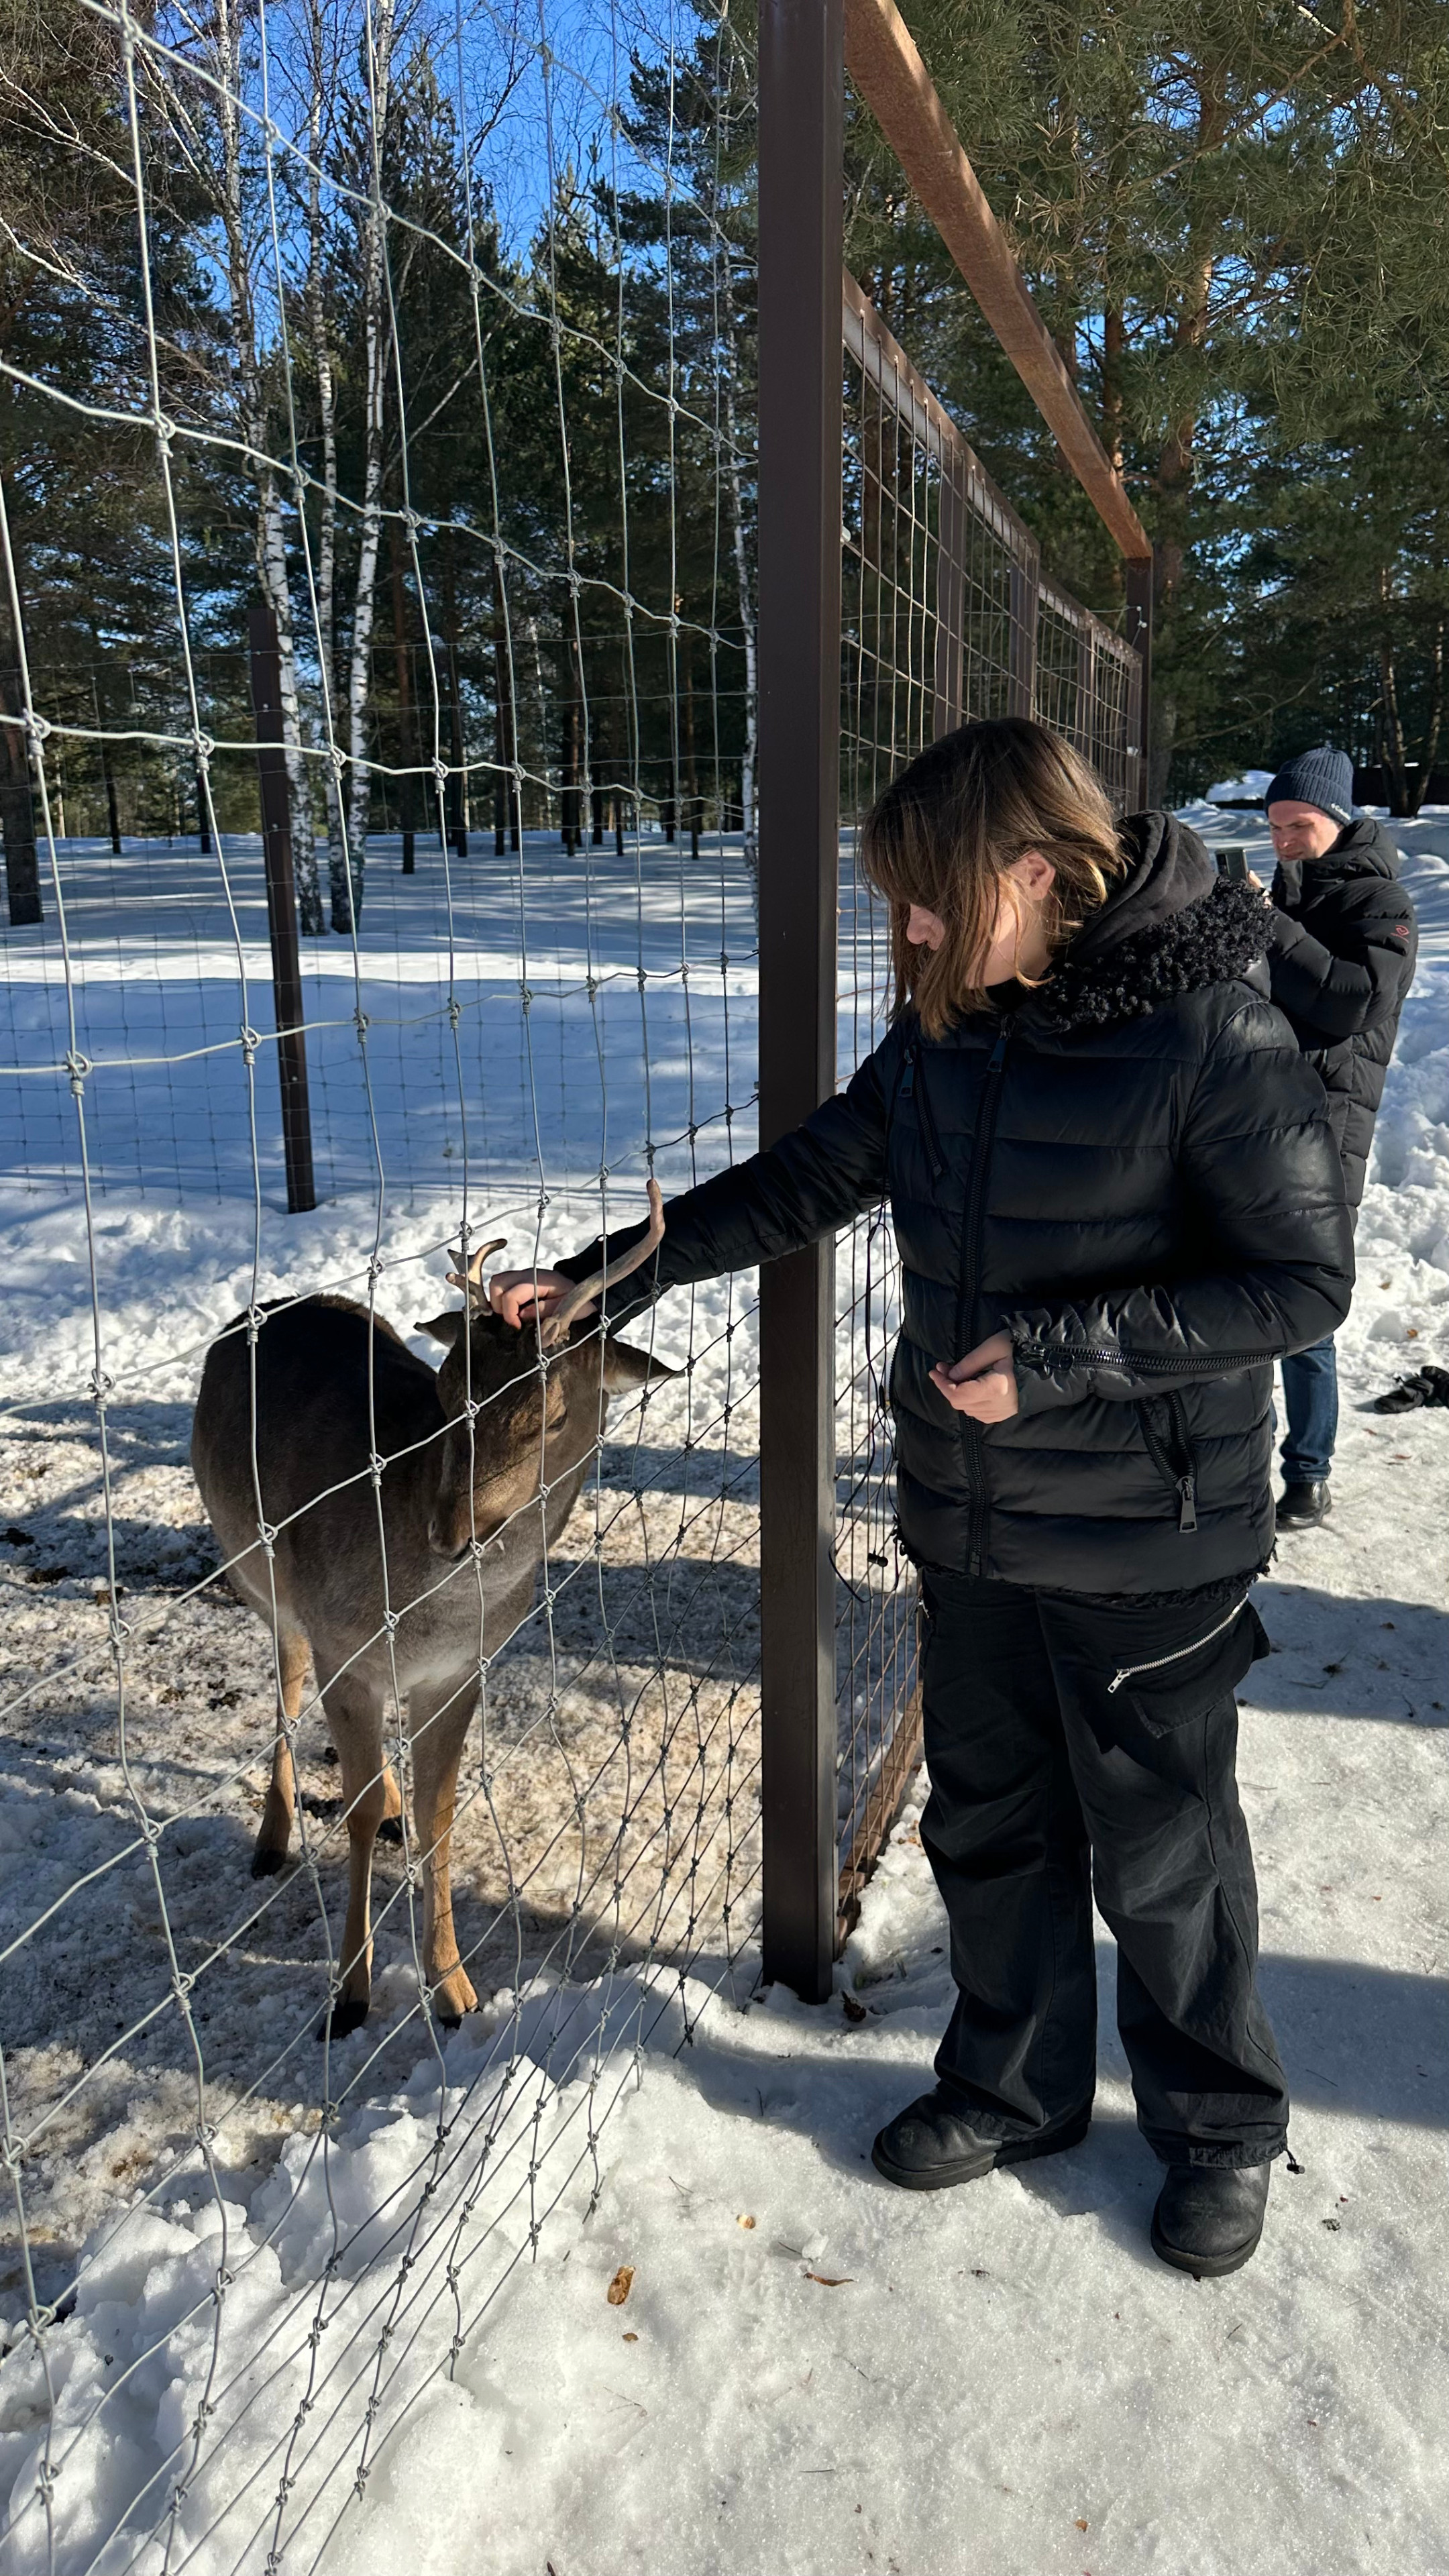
(539, 1181, 665, 1348)
(445, 1234, 508, 1310)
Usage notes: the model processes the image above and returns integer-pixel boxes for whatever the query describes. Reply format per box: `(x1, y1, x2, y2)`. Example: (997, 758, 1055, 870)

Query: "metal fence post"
(247, 601, 317, 1215)
(757, 0, 844, 2004)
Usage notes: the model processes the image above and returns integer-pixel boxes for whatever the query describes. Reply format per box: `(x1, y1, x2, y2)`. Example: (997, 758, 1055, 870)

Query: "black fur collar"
(1037, 875, 1271, 1033)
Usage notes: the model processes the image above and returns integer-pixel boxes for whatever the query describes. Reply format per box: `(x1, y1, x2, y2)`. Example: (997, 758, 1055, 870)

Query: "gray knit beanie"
(1263, 745, 1355, 826)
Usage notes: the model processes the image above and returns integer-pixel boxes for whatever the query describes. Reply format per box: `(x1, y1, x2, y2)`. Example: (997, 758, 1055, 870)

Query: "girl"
(490, 718, 1352, 2277)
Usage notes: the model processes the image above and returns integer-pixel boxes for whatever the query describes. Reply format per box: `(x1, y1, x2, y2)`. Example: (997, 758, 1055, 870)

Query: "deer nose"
(427, 1511, 504, 1560)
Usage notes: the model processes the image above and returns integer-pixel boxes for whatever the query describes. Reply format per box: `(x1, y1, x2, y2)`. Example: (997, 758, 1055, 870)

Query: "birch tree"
(146, 0, 324, 926)
(335, 0, 397, 928)
(299, 0, 347, 922)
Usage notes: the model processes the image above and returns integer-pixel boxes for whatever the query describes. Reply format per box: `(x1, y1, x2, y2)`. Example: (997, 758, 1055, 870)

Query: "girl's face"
(906, 852, 1057, 987)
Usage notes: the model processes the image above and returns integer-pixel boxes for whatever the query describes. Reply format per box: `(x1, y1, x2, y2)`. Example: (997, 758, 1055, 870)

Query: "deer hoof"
(431, 1967, 478, 2028)
(376, 1815, 405, 1847)
(318, 1996, 369, 2042)
(251, 1841, 289, 1880)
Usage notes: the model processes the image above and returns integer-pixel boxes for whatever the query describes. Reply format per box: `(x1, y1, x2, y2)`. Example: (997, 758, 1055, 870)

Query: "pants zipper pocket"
(1107, 1596, 1249, 1696)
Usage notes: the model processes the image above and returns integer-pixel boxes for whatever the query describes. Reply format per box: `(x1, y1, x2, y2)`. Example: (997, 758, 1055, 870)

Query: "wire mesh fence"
(833, 270, 1144, 1931)
(0, 0, 1148, 2545)
(0, 0, 773, 2562)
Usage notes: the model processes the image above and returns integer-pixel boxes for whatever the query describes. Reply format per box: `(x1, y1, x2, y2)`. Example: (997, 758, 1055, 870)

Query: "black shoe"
(871, 2088, 1091, 2192)
(1277, 1479, 1330, 1528)
(1150, 2161, 1271, 2277)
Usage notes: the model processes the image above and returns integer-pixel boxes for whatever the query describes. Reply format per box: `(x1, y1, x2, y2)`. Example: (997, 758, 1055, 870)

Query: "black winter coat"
(1266, 818, 1417, 1208)
(564, 814, 1354, 1595)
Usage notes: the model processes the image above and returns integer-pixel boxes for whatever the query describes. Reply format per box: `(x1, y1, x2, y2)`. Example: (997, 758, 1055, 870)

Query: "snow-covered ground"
(1, 808, 1446, 2574)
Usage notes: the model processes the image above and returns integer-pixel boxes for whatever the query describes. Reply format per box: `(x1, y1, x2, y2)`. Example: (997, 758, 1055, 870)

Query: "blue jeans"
(1281, 1336, 1338, 1483)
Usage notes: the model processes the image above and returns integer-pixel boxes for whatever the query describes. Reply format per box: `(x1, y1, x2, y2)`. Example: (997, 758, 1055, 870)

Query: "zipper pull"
(1177, 1474, 1198, 1534)
(1108, 1669, 1128, 1697)
(900, 1049, 916, 1097)
(987, 1028, 1009, 1073)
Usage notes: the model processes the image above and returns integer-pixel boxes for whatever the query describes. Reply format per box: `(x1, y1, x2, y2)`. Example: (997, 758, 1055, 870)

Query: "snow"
(2, 812, 1447, 2574)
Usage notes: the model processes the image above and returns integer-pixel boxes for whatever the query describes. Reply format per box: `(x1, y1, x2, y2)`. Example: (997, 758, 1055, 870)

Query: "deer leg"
(317, 1671, 388, 2039)
(252, 1627, 310, 1879)
(377, 1756, 405, 1846)
(407, 1671, 480, 2025)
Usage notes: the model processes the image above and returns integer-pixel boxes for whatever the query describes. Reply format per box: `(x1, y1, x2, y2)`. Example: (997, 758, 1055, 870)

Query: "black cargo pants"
(918, 1567, 1288, 2168)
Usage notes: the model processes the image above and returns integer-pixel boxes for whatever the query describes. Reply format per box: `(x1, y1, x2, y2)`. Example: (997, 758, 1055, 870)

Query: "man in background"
(1258, 747, 1418, 1527)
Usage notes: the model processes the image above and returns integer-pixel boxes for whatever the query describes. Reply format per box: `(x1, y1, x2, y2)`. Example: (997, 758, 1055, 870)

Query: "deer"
(190, 1187, 669, 2037)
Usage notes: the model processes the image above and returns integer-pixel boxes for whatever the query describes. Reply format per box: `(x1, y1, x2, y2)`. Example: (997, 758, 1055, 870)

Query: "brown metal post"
(1124, 554, 1152, 806)
(757, 0, 844, 2006)
(248, 602, 317, 1215)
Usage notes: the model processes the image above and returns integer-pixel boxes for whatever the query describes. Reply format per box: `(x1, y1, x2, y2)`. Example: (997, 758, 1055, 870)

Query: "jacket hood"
(1038, 810, 1269, 1032)
(1275, 816, 1400, 905)
(1331, 816, 1400, 876)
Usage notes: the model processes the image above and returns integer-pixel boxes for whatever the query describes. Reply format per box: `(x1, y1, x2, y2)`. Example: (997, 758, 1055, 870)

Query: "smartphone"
(1216, 845, 1248, 883)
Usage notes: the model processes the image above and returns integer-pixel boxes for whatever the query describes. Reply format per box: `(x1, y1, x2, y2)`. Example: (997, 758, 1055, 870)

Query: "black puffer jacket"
(564, 814, 1354, 1595)
(1266, 818, 1417, 1207)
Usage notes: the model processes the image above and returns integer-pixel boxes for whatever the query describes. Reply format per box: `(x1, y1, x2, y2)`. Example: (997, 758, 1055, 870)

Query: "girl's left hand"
(930, 1330, 1019, 1421)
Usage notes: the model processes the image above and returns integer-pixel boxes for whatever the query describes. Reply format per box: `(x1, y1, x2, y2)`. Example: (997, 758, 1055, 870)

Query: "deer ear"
(416, 1309, 465, 1348)
(598, 1335, 679, 1390)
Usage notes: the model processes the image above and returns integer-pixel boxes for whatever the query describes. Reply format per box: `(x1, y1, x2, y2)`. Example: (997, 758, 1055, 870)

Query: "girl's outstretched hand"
(487, 1267, 592, 1332)
(930, 1330, 1019, 1422)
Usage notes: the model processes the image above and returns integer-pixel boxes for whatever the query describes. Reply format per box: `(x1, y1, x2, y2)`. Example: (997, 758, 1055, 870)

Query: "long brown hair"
(861, 718, 1126, 1036)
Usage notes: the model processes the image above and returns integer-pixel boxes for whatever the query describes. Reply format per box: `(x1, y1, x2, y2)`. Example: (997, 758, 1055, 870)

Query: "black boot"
(1277, 1479, 1330, 1528)
(871, 2088, 1091, 2192)
(1150, 2161, 1271, 2277)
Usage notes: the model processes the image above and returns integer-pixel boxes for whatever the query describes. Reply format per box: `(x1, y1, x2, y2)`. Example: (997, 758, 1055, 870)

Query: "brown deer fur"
(191, 1288, 672, 2035)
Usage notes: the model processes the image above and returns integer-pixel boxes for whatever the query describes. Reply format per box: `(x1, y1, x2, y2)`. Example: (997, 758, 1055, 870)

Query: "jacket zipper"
(1136, 1397, 1199, 1535)
(960, 1022, 1012, 1576)
(1106, 1595, 1248, 1696)
(899, 1045, 947, 1181)
(1167, 1391, 1199, 1533)
(1016, 1342, 1269, 1379)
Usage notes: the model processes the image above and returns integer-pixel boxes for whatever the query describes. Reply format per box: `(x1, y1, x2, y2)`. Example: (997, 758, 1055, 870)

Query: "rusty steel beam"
(843, 0, 1152, 566)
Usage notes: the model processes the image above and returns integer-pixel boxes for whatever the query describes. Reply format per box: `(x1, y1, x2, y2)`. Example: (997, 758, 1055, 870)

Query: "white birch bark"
(210, 0, 323, 930)
(337, 0, 398, 926)
(724, 368, 757, 876)
(303, 25, 347, 926)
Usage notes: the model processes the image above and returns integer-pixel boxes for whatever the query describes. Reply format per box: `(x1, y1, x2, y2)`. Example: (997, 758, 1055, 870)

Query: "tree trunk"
(718, 239, 757, 878)
(1, 518, 42, 922)
(209, 0, 323, 934)
(338, 0, 396, 926)
(387, 513, 415, 871)
(1379, 618, 1411, 818)
(0, 692, 40, 924)
(492, 559, 518, 852)
(561, 686, 582, 853)
(1409, 623, 1445, 817)
(1101, 308, 1126, 475)
(683, 645, 700, 857)
(91, 670, 122, 853)
(1146, 72, 1228, 802)
(305, 38, 346, 919)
